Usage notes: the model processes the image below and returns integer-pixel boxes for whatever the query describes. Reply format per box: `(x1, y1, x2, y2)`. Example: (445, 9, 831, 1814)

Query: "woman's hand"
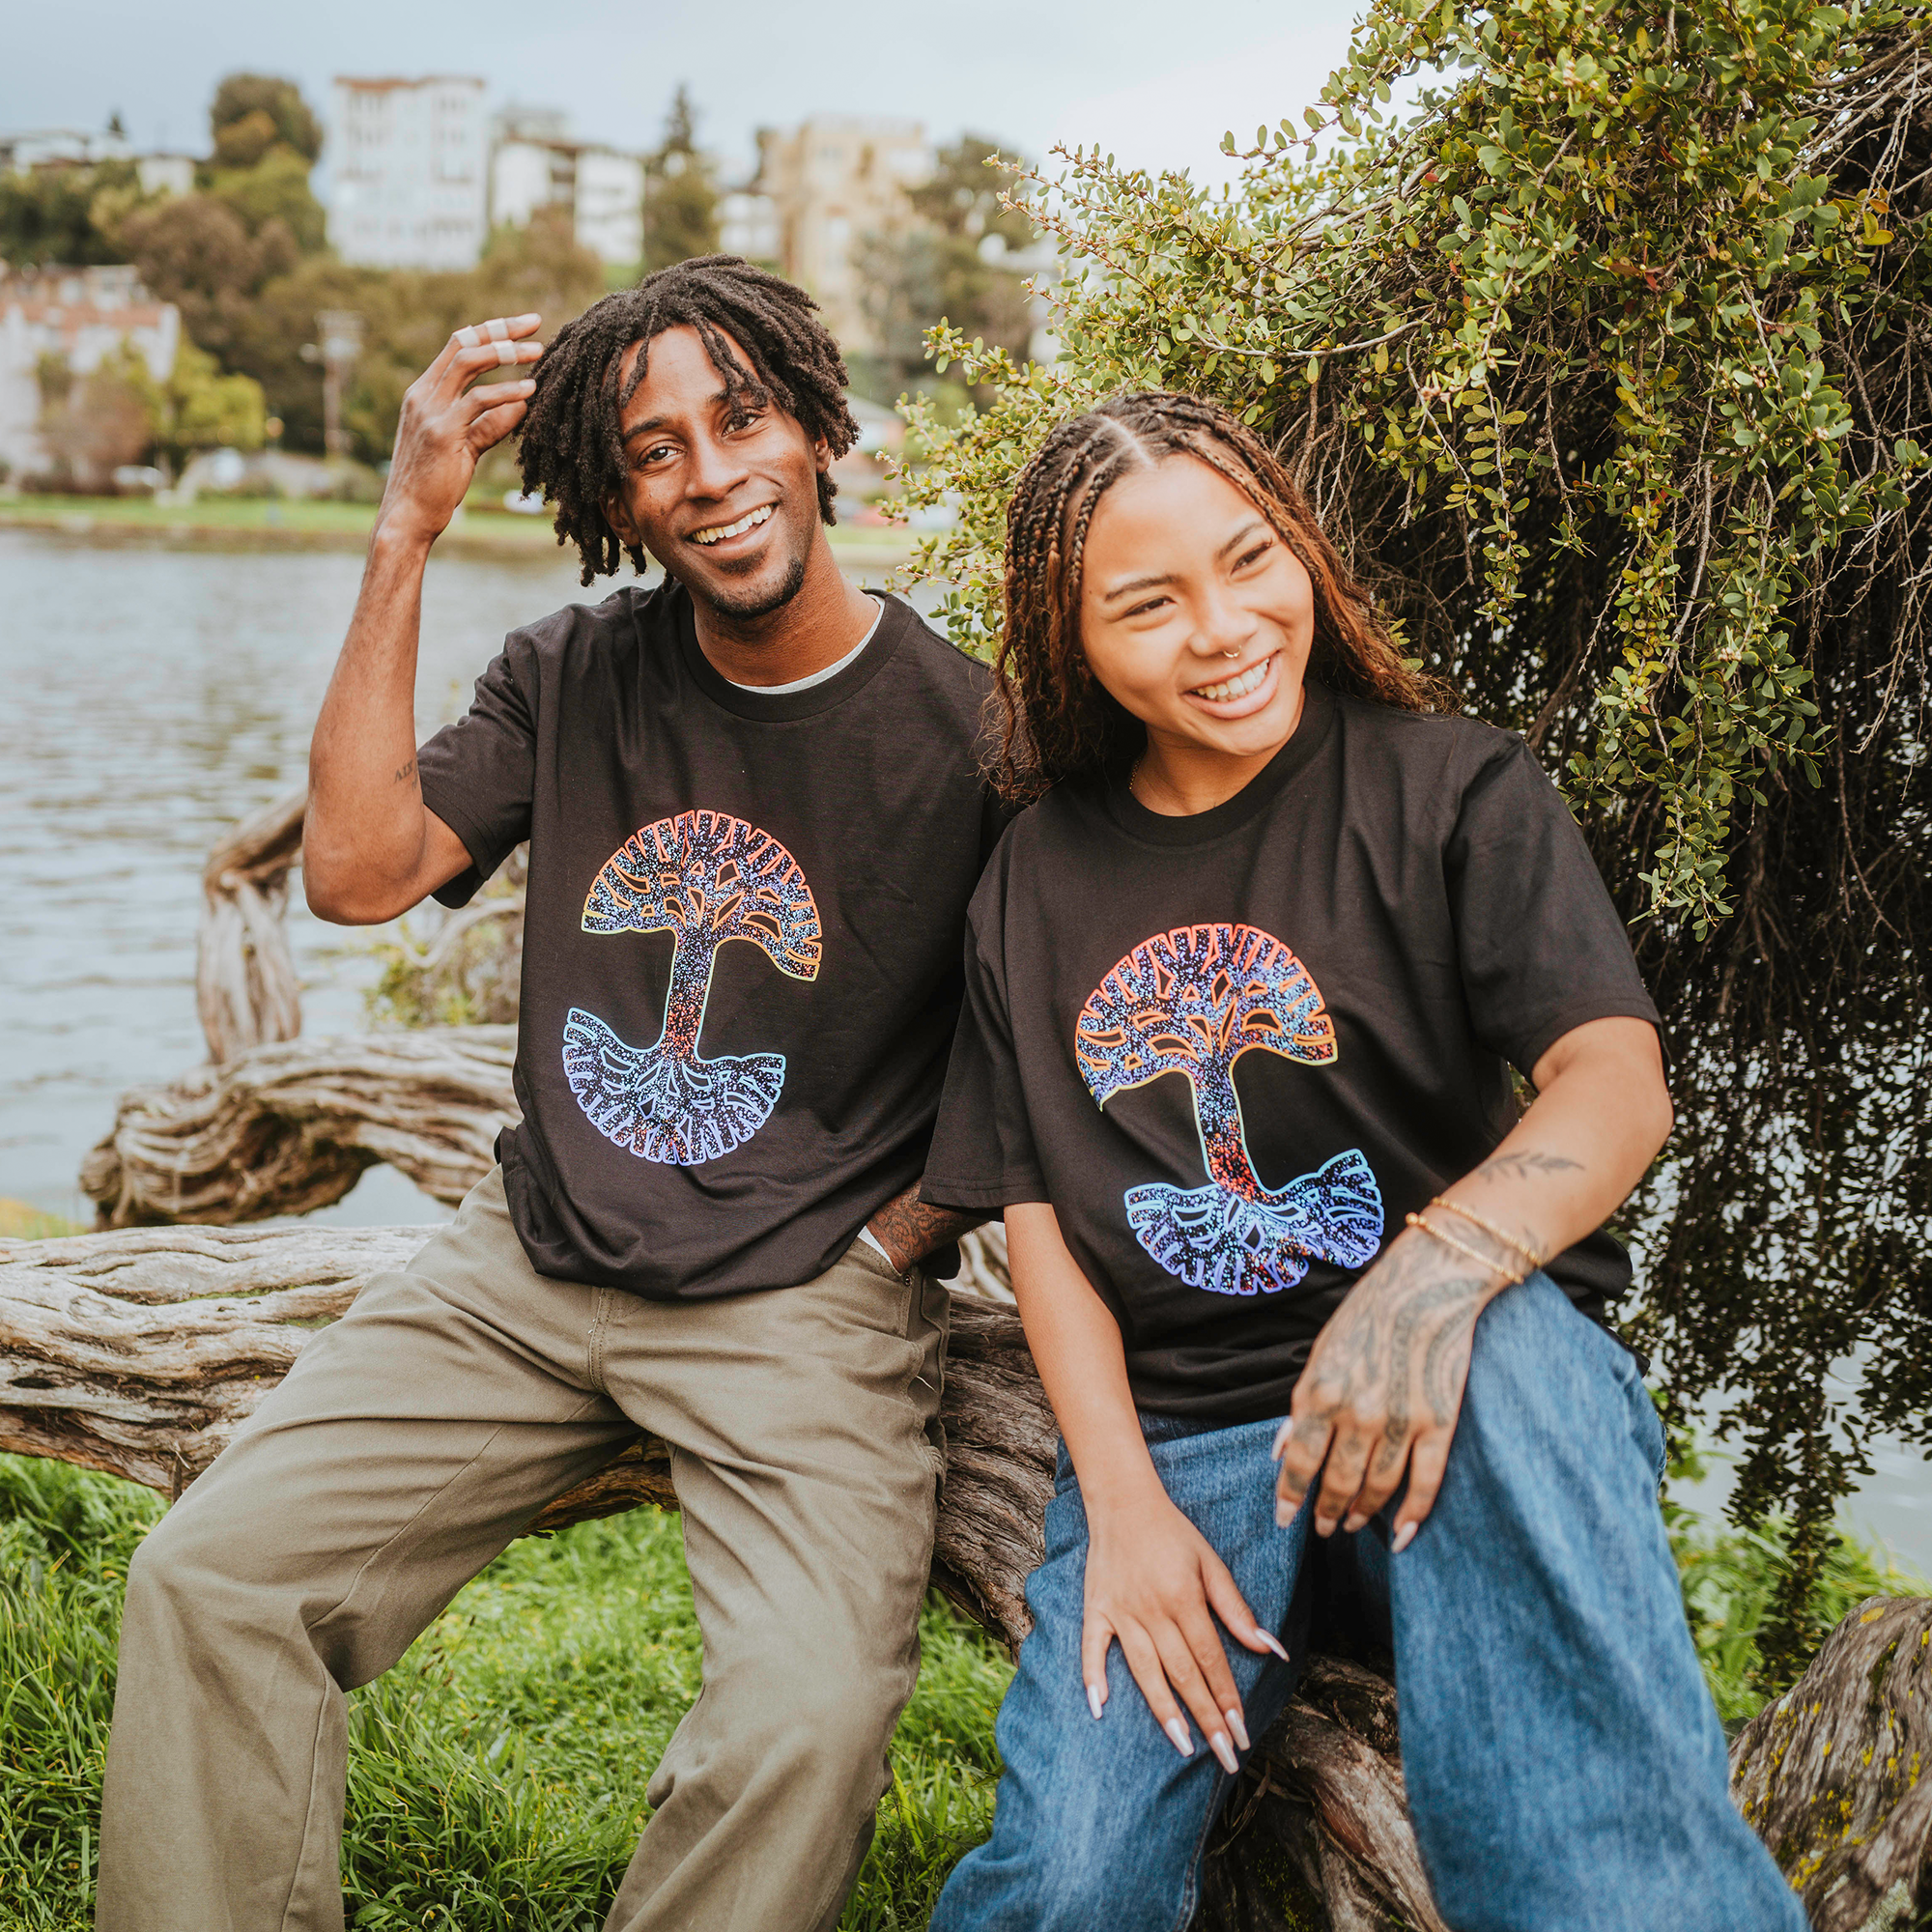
(1273, 1227, 1494, 1551)
(1275, 1013, 1673, 1550)
(1083, 1489, 1286, 1772)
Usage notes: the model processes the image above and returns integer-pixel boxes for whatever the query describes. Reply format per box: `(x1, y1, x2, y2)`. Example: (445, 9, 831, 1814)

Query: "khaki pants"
(97, 1168, 950, 1932)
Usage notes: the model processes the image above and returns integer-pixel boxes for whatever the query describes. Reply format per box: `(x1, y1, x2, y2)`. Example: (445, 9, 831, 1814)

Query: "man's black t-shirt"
(920, 682, 1662, 1422)
(415, 579, 1002, 1299)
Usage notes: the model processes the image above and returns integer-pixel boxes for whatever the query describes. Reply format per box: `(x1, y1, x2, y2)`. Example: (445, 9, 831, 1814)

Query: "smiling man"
(97, 259, 998, 1932)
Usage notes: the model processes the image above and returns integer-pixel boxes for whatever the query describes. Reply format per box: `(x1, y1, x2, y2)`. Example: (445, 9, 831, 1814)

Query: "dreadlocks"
(993, 390, 1449, 802)
(518, 254, 860, 585)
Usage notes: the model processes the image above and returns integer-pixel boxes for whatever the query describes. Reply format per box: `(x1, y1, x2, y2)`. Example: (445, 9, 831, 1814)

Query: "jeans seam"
(277, 1672, 335, 1932)
(585, 1286, 613, 1392)
(1170, 1765, 1235, 1931)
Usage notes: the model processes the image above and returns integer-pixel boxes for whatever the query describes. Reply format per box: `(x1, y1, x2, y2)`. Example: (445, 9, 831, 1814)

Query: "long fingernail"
(1086, 1682, 1103, 1721)
(1164, 1718, 1193, 1757)
(1253, 1629, 1289, 1662)
(1275, 1498, 1296, 1528)
(1271, 1419, 1293, 1459)
(1392, 1520, 1418, 1554)
(1224, 1707, 1251, 1751)
(1209, 1729, 1238, 1773)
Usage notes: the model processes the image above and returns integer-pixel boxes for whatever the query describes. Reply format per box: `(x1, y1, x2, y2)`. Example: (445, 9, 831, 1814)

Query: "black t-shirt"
(415, 579, 1003, 1298)
(920, 681, 1662, 1422)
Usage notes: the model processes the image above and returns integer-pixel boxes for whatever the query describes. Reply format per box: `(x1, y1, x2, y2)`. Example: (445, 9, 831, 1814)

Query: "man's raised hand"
(377, 315, 544, 550)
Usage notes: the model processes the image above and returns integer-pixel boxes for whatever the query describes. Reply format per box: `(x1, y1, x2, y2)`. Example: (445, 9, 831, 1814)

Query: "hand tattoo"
(867, 1187, 982, 1273)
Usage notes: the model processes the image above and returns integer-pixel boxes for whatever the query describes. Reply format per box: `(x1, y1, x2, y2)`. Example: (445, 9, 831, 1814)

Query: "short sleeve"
(415, 644, 536, 908)
(919, 874, 1049, 1212)
(1446, 739, 1662, 1074)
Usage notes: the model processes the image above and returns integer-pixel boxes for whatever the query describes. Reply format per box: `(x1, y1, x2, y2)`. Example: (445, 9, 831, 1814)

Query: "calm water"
(1, 526, 1926, 1570)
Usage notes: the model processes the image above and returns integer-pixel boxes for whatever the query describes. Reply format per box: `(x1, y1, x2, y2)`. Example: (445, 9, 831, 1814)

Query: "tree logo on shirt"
(563, 810, 822, 1165)
(1075, 923, 1383, 1296)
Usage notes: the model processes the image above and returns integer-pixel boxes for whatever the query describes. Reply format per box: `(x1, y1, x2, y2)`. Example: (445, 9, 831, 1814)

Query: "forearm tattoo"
(1470, 1149, 1581, 1183)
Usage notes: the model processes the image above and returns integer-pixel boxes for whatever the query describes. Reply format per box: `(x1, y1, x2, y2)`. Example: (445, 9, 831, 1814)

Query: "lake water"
(1, 526, 1926, 1572)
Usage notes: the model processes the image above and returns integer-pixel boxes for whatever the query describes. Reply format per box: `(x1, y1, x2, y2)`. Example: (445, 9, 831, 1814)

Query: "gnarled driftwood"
(197, 787, 307, 1065)
(79, 1028, 519, 1227)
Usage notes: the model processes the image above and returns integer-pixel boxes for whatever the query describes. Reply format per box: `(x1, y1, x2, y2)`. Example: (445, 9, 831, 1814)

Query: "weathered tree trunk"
(79, 1028, 519, 1226)
(6, 1218, 1898, 1928)
(1729, 1595, 1932, 1930)
(196, 787, 307, 1065)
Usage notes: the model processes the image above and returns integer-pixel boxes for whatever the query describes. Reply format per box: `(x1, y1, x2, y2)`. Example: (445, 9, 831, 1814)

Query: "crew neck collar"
(1100, 680, 1337, 847)
(670, 580, 907, 721)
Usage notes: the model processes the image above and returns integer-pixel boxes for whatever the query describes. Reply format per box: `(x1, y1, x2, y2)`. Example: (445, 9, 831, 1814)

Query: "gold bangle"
(1430, 1196, 1545, 1274)
(1405, 1210, 1524, 1288)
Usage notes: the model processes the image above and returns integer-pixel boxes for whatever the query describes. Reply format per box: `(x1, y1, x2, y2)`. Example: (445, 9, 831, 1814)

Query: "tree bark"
(6, 1217, 1895, 1928)
(1729, 1594, 1932, 1930)
(196, 787, 307, 1065)
(79, 1028, 519, 1227)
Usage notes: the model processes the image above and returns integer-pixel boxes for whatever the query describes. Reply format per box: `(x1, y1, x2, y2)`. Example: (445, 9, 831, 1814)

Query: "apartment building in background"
(750, 117, 931, 354)
(328, 76, 487, 270)
(490, 108, 644, 267)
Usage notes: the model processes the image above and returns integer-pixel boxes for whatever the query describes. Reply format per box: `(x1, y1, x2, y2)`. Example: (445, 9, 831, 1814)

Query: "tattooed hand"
(1273, 1225, 1508, 1548)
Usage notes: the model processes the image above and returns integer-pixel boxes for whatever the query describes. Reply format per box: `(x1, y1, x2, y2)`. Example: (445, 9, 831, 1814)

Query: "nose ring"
(1224, 650, 1239, 659)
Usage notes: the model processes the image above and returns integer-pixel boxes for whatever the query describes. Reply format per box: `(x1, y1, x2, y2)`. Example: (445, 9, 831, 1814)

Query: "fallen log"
(79, 1028, 519, 1227)
(0, 1217, 1441, 1928)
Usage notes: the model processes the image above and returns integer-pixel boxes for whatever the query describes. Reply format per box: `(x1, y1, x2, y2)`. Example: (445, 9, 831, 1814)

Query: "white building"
(135, 154, 196, 199)
(751, 118, 932, 354)
(0, 265, 180, 480)
(490, 135, 644, 267)
(0, 128, 131, 172)
(720, 189, 781, 267)
(328, 76, 488, 270)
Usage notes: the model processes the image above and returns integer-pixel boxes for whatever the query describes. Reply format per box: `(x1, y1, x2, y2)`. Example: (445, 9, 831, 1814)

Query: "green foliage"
(0, 1458, 1006, 1929)
(902, 0, 1932, 1688)
(642, 87, 722, 274)
(204, 146, 327, 255)
(33, 343, 156, 486)
(210, 73, 325, 166)
(0, 160, 145, 269)
(151, 339, 267, 472)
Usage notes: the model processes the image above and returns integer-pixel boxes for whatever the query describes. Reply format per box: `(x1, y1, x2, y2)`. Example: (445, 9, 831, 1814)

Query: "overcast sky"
(10, 0, 1364, 189)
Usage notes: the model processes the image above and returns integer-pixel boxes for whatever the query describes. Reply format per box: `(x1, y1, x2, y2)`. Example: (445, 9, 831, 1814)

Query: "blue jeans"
(930, 1274, 1805, 1932)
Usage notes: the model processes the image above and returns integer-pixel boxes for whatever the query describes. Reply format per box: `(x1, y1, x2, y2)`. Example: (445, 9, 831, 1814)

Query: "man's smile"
(690, 504, 776, 547)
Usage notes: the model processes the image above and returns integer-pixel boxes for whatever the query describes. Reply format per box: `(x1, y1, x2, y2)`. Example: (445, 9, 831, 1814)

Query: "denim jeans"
(929, 1274, 1805, 1932)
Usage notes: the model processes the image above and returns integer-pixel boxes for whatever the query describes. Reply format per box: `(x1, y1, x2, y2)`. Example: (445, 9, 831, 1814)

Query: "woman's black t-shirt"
(415, 579, 1003, 1300)
(919, 681, 1662, 1422)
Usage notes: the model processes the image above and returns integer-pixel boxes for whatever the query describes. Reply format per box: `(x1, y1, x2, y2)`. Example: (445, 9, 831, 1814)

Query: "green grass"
(0, 1455, 1005, 1931)
(2, 1443, 1918, 1929)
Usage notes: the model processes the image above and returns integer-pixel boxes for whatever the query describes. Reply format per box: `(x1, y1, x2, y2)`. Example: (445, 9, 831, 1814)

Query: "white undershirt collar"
(723, 594, 884, 695)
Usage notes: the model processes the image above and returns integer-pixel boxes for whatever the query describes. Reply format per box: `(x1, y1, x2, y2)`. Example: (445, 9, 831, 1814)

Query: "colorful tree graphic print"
(563, 810, 822, 1165)
(1075, 923, 1383, 1296)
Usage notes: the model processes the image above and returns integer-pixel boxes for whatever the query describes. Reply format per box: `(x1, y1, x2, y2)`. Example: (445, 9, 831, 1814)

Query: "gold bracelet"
(1430, 1196, 1545, 1274)
(1405, 1210, 1524, 1288)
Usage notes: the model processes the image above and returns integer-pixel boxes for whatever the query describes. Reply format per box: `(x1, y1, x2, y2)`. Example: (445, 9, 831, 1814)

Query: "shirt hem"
(1508, 997, 1663, 1076)
(918, 1174, 1046, 1211)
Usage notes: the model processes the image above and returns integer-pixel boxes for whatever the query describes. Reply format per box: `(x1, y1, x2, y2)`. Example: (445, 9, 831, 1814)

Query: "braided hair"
(993, 390, 1447, 802)
(518, 254, 860, 585)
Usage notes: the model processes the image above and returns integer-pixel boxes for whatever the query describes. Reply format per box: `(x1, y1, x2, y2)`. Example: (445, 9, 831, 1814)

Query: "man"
(99, 257, 995, 1932)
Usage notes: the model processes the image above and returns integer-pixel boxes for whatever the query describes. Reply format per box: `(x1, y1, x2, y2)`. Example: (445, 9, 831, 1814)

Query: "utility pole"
(312, 310, 364, 459)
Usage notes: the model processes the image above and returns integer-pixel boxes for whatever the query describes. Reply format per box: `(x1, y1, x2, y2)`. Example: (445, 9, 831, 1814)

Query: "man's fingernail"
(1392, 1520, 1418, 1554)
(1343, 1513, 1366, 1534)
(1275, 1498, 1295, 1528)
(1086, 1682, 1104, 1721)
(1209, 1729, 1238, 1774)
(1253, 1629, 1290, 1662)
(1164, 1718, 1194, 1757)
(1224, 1707, 1251, 1751)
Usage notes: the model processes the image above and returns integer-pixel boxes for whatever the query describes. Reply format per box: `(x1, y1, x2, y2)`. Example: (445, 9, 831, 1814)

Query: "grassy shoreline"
(0, 495, 917, 571)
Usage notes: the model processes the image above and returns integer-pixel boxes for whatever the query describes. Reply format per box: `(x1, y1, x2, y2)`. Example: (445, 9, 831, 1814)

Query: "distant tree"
(854, 133, 1036, 395)
(34, 344, 156, 487)
(642, 86, 721, 272)
(206, 149, 327, 254)
(0, 159, 141, 267)
(152, 338, 267, 475)
(209, 74, 323, 165)
(122, 194, 298, 366)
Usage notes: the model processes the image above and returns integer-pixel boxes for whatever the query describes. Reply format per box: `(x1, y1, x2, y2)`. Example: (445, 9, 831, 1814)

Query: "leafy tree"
(209, 74, 324, 166)
(642, 86, 721, 272)
(905, 0, 1932, 1682)
(855, 134, 1036, 395)
(207, 148, 327, 254)
(0, 159, 141, 267)
(151, 339, 267, 474)
(121, 194, 298, 366)
(34, 344, 156, 486)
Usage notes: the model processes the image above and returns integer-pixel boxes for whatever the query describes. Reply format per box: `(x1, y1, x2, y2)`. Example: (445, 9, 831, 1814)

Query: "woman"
(919, 392, 1804, 1930)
